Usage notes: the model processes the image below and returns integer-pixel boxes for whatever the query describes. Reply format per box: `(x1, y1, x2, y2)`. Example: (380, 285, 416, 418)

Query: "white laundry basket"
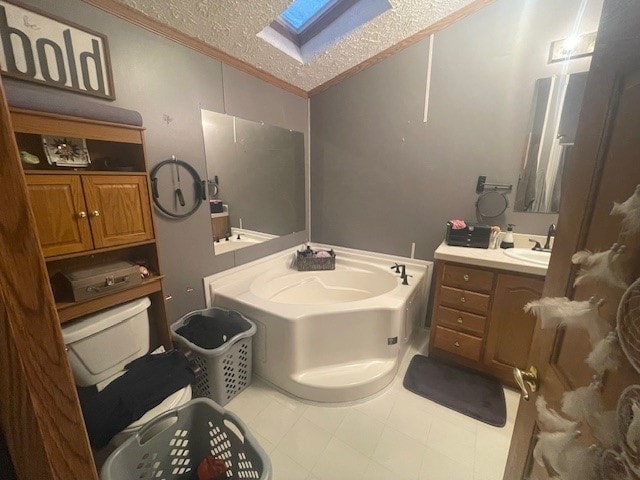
(100, 398, 271, 480)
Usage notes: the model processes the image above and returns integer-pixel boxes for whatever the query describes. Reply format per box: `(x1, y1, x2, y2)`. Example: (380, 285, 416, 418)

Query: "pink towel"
(450, 219, 467, 230)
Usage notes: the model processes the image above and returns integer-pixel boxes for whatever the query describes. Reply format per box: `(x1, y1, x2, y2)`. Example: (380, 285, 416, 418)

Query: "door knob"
(77, 211, 87, 218)
(90, 210, 100, 217)
(513, 366, 539, 401)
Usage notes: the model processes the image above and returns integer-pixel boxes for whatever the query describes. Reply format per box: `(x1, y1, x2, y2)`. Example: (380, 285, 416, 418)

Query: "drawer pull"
(460, 297, 466, 303)
(463, 274, 470, 281)
(457, 317, 463, 324)
(454, 341, 460, 347)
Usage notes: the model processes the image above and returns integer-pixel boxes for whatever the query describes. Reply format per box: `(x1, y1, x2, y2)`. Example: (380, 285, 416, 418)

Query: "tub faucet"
(399, 265, 413, 285)
(544, 223, 556, 250)
(400, 266, 413, 285)
(391, 263, 404, 274)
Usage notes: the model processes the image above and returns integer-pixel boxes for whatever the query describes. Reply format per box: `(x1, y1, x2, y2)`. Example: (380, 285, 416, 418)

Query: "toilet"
(61, 296, 192, 447)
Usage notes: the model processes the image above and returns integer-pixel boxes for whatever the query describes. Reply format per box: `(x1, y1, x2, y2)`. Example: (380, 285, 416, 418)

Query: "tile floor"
(226, 329, 521, 480)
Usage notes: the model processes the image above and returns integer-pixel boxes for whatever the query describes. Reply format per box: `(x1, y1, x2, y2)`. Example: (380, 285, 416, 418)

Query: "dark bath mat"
(403, 355, 506, 427)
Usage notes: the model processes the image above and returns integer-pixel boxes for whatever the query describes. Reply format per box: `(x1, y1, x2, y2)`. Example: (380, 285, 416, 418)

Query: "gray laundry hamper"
(171, 307, 256, 406)
(100, 397, 271, 480)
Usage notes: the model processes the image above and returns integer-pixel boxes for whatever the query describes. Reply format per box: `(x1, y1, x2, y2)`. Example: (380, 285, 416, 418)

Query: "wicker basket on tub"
(295, 249, 335, 271)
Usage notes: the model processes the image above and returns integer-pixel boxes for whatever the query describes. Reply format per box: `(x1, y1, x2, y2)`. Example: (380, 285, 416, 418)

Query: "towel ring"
(476, 191, 509, 218)
(150, 157, 205, 219)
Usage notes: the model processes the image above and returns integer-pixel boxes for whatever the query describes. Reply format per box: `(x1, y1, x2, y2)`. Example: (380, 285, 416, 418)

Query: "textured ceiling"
(116, 0, 477, 91)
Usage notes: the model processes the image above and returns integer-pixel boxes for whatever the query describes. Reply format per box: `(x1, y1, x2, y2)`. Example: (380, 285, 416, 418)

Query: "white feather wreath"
(536, 396, 579, 432)
(572, 244, 628, 290)
(611, 184, 640, 234)
(626, 401, 640, 453)
(589, 410, 618, 449)
(561, 382, 603, 422)
(525, 297, 608, 346)
(557, 443, 601, 480)
(534, 430, 581, 474)
(585, 331, 621, 376)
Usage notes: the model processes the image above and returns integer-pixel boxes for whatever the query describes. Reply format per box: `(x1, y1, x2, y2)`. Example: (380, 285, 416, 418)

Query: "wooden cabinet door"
(25, 175, 93, 257)
(483, 273, 543, 385)
(82, 175, 154, 248)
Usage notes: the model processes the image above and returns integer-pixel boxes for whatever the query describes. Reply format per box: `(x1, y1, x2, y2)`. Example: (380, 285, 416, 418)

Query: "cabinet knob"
(454, 341, 460, 347)
(463, 274, 470, 281)
(457, 317, 463, 324)
(77, 211, 87, 218)
(460, 297, 466, 303)
(90, 210, 100, 217)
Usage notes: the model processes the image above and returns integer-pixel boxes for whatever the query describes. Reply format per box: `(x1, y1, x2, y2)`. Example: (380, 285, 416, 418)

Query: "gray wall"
(310, 0, 602, 261)
(7, 0, 308, 321)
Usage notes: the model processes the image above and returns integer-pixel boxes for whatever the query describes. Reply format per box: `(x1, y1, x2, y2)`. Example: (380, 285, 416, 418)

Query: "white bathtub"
(213, 227, 277, 255)
(203, 244, 432, 402)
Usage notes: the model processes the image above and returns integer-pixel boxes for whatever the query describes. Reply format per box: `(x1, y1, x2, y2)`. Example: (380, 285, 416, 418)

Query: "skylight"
(258, 0, 391, 64)
(280, 0, 335, 32)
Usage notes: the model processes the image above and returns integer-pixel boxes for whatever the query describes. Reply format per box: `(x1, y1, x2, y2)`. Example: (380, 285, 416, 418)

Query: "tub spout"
(400, 265, 413, 285)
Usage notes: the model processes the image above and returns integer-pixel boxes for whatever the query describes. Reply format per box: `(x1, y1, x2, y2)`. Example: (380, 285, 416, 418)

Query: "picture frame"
(0, 0, 115, 100)
(42, 136, 91, 167)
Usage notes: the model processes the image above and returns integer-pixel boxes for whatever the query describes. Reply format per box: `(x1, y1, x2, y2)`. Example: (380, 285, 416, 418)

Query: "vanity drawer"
(436, 306, 486, 336)
(439, 285, 491, 315)
(442, 264, 494, 293)
(433, 326, 482, 361)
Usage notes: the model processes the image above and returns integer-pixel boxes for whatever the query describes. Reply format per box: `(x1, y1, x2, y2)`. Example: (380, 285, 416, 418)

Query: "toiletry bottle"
(500, 224, 515, 249)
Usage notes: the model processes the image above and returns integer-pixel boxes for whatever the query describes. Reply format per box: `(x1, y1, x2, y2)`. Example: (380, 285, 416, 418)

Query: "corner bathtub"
(203, 245, 433, 402)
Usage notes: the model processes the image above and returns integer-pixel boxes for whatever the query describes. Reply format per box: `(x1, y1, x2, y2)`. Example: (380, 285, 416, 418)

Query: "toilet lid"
(122, 384, 193, 432)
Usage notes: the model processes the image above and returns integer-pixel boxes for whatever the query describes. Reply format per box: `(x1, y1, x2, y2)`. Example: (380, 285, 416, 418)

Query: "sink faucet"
(529, 239, 542, 251)
(544, 224, 556, 250)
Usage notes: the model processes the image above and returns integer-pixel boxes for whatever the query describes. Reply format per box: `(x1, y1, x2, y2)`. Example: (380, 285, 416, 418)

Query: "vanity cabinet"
(12, 108, 171, 348)
(429, 261, 544, 387)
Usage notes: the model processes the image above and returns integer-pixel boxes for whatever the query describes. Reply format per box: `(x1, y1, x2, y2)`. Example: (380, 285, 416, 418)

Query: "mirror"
(514, 71, 588, 213)
(201, 109, 306, 255)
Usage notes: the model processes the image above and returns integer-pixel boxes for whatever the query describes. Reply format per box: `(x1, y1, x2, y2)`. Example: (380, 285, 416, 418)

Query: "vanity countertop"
(434, 241, 548, 276)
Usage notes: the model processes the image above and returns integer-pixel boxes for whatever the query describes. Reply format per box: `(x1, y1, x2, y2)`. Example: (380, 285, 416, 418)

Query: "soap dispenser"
(500, 224, 515, 249)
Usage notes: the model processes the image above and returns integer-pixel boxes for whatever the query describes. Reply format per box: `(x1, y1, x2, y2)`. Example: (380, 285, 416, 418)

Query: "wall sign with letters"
(0, 0, 115, 100)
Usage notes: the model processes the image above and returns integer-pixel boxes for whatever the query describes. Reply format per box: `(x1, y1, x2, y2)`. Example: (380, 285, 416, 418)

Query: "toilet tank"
(62, 297, 152, 387)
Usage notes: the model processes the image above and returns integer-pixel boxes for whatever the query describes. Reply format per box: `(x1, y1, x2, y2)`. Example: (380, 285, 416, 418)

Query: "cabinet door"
(483, 273, 543, 383)
(82, 175, 154, 248)
(25, 175, 93, 257)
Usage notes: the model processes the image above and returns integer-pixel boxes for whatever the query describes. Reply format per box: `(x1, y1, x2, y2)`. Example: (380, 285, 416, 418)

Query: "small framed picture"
(42, 136, 91, 167)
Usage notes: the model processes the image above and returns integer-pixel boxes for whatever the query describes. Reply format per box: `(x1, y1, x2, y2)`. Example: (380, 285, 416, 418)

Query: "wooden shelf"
(10, 108, 144, 144)
(56, 275, 165, 324)
(23, 170, 147, 176)
(45, 240, 156, 263)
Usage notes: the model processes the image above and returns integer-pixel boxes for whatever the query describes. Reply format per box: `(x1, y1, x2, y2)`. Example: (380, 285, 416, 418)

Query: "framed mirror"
(514, 71, 588, 213)
(201, 109, 306, 255)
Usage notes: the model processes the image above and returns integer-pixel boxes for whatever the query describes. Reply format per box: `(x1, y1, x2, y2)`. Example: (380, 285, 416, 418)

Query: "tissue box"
(210, 200, 224, 213)
(445, 222, 491, 249)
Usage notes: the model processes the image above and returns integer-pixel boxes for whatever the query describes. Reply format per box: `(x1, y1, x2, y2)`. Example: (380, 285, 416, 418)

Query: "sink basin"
(503, 248, 551, 266)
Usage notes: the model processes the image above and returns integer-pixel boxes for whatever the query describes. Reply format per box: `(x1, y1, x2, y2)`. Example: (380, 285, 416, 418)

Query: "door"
(25, 175, 93, 257)
(505, 0, 640, 478)
(82, 174, 154, 248)
(0, 79, 98, 477)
